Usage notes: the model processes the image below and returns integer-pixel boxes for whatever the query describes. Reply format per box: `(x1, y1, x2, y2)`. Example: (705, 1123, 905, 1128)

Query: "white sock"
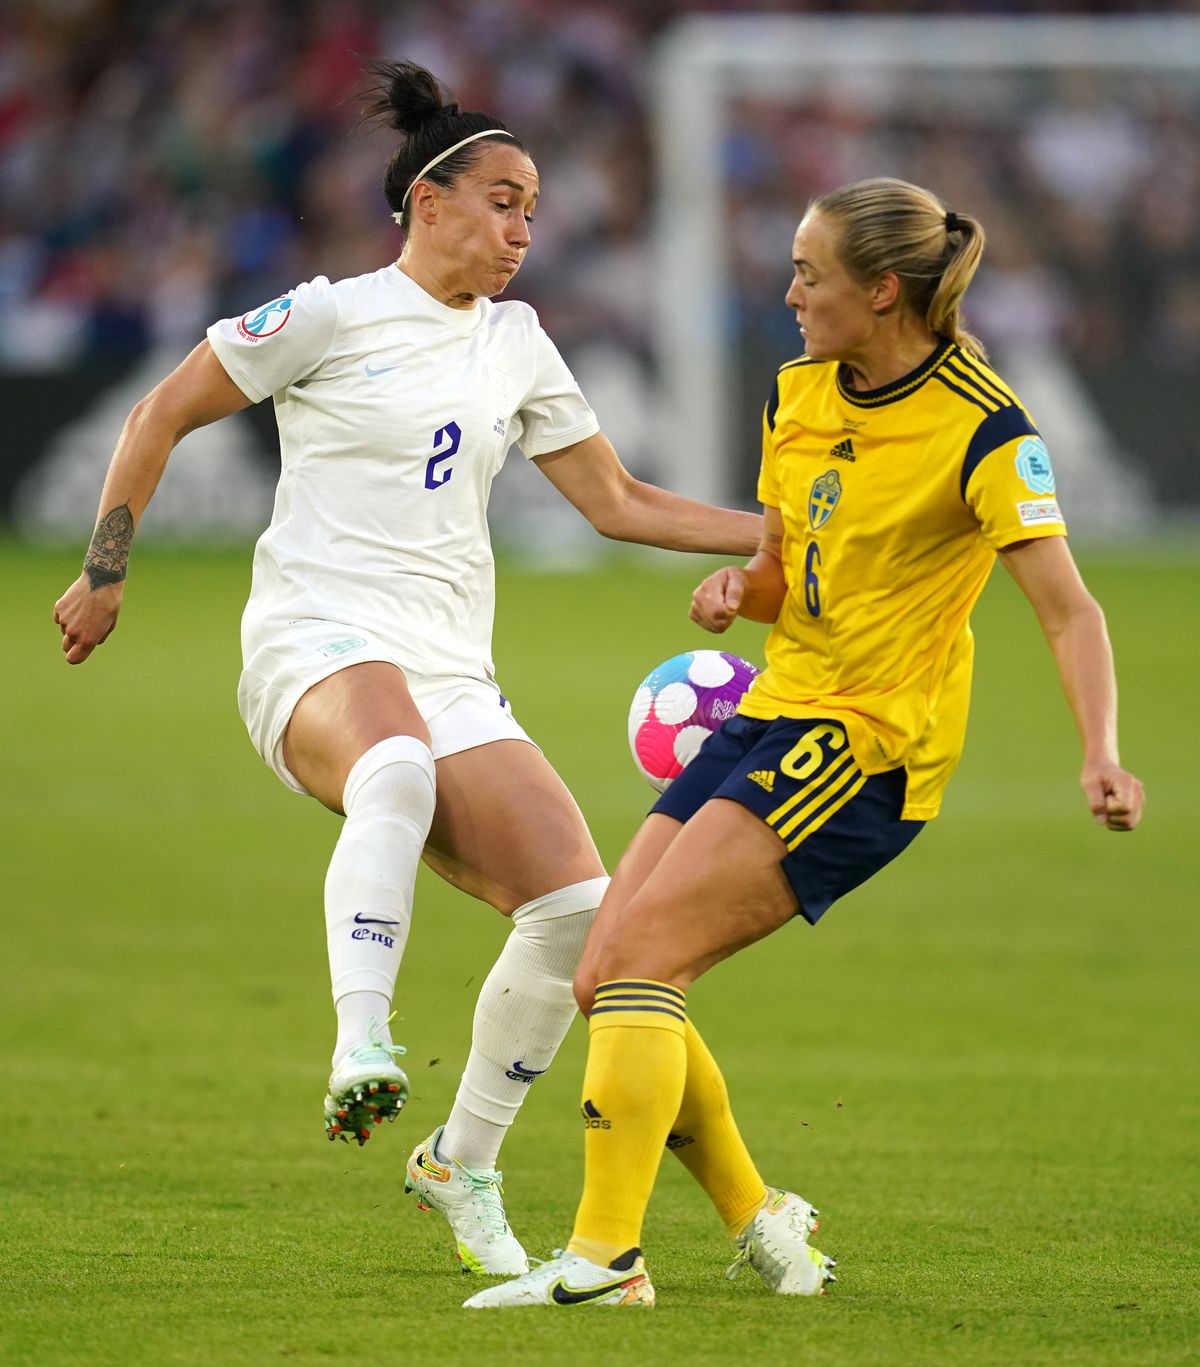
(332, 990, 392, 1063)
(326, 736, 436, 1067)
(437, 876, 608, 1170)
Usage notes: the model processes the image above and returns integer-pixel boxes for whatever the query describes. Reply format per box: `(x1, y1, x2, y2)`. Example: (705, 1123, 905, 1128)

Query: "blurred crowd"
(2, 0, 1198, 382)
(728, 68, 1200, 377)
(0, 0, 662, 367)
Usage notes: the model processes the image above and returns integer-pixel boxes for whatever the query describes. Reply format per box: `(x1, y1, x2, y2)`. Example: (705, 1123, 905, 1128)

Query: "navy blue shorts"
(652, 714, 924, 925)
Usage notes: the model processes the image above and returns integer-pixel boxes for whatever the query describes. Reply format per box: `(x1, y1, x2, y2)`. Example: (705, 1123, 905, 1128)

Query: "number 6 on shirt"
(425, 421, 461, 490)
(803, 539, 822, 618)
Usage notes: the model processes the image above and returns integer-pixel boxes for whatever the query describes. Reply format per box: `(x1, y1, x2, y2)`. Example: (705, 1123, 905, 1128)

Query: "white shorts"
(238, 619, 536, 796)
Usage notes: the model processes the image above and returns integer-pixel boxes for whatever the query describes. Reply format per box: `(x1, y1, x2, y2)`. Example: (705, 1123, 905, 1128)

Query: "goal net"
(650, 15, 1200, 533)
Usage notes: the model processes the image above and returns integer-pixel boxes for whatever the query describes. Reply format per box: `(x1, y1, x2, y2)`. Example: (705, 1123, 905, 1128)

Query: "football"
(628, 649, 760, 792)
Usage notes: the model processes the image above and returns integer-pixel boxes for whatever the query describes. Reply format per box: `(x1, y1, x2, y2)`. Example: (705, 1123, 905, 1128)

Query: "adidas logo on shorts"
(747, 769, 775, 792)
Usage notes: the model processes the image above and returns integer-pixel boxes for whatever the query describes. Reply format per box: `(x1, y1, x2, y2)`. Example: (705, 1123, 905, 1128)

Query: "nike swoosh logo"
(414, 1152, 447, 1178)
(354, 912, 401, 926)
(363, 362, 401, 377)
(550, 1275, 640, 1306)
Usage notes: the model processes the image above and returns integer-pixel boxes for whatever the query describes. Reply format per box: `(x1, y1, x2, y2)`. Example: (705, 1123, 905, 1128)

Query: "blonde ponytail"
(811, 178, 988, 360)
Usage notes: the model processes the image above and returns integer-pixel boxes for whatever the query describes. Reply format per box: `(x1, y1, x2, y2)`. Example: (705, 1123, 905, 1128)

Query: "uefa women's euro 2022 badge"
(237, 294, 293, 343)
(809, 470, 843, 531)
(1015, 436, 1055, 495)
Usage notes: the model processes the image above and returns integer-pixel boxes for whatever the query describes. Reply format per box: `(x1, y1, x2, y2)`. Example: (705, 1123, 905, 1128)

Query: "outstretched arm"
(53, 341, 251, 664)
(1000, 536, 1145, 831)
(689, 504, 787, 633)
(533, 431, 760, 556)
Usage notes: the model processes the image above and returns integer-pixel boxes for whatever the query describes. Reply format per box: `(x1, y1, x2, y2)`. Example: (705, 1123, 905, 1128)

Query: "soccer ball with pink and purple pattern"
(628, 649, 760, 793)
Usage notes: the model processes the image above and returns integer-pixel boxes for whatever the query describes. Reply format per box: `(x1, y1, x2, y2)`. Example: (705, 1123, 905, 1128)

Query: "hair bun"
(363, 59, 459, 136)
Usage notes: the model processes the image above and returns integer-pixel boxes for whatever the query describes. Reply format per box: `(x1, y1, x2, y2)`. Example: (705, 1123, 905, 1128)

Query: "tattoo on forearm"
(84, 504, 134, 590)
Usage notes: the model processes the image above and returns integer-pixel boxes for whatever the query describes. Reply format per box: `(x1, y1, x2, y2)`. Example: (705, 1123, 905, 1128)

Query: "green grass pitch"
(2, 539, 1196, 1366)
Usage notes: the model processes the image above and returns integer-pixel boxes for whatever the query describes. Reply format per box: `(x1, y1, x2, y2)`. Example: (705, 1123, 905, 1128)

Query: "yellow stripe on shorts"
(779, 768, 868, 850)
(766, 747, 858, 828)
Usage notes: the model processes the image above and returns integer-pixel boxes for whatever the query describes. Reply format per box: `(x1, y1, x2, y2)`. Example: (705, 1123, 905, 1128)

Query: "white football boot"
(323, 1018, 408, 1145)
(405, 1127, 529, 1275)
(726, 1186, 836, 1295)
(463, 1248, 655, 1309)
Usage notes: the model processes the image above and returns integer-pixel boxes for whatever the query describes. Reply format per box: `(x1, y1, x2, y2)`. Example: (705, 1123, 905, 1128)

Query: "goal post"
(651, 15, 1200, 530)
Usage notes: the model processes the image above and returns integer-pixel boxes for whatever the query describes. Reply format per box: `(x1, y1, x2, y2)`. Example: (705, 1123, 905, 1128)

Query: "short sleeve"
(964, 426, 1068, 548)
(206, 276, 338, 403)
(756, 377, 781, 507)
(514, 327, 600, 458)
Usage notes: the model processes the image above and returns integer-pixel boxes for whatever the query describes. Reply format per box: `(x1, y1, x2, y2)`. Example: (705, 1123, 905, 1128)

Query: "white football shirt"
(207, 265, 599, 683)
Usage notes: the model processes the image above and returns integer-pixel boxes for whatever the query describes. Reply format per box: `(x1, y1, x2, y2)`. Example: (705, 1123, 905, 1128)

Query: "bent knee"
(574, 940, 647, 1017)
(573, 966, 599, 1016)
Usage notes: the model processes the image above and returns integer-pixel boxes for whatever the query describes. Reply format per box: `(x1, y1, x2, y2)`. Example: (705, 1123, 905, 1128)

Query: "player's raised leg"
(410, 738, 607, 1273)
(283, 662, 436, 1144)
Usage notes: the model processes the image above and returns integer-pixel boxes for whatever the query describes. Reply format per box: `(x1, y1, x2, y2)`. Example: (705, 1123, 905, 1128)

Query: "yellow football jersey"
(739, 338, 1067, 820)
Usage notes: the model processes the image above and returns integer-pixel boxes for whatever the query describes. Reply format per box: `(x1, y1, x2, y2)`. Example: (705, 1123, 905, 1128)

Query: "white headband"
(395, 128, 515, 219)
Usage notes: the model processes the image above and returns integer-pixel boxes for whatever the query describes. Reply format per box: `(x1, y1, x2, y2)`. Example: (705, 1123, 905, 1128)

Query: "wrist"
(84, 563, 127, 592)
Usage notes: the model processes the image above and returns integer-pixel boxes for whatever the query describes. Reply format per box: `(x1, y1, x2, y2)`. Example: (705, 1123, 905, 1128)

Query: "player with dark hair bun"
(362, 59, 528, 234)
(53, 59, 759, 1277)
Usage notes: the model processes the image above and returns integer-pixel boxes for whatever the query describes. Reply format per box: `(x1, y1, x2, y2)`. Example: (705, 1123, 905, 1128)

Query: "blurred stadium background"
(3, 1, 1199, 551)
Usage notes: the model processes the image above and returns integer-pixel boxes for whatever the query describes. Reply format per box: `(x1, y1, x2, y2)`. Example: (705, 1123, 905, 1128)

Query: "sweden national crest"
(809, 470, 842, 530)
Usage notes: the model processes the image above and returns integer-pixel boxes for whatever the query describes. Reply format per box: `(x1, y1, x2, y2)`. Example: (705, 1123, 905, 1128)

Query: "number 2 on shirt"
(425, 421, 461, 490)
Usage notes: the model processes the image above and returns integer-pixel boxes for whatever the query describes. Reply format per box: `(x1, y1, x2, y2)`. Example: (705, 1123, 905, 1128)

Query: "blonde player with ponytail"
(468, 178, 1144, 1310)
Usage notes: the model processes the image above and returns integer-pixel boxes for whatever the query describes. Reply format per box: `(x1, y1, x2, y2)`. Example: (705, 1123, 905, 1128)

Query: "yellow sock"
(568, 979, 688, 1266)
(666, 1020, 767, 1237)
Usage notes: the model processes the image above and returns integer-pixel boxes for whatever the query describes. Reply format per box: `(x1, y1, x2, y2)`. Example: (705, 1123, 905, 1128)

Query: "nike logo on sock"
(363, 361, 401, 377)
(353, 912, 401, 926)
(550, 1274, 643, 1306)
